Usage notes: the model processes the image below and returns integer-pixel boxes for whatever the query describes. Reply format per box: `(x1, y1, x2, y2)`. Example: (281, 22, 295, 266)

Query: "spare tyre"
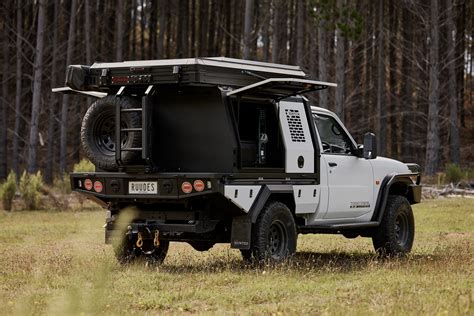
(81, 96, 142, 171)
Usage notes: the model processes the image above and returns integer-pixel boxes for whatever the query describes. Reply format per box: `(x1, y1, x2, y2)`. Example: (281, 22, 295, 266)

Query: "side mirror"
(363, 132, 377, 159)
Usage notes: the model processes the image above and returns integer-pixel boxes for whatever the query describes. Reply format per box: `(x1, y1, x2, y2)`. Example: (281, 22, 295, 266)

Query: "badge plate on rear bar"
(128, 181, 158, 194)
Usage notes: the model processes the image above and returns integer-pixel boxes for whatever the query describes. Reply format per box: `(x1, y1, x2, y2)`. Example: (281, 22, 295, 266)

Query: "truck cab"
(55, 57, 421, 263)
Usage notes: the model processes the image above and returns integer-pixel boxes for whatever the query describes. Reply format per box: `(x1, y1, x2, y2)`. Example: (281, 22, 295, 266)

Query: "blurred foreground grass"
(0, 198, 472, 315)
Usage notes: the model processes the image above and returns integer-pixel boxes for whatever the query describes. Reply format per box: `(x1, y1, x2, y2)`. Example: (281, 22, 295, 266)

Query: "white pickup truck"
(57, 57, 422, 263)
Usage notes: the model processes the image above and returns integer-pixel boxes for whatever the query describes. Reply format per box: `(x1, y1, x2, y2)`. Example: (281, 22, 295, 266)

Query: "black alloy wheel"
(372, 195, 415, 256)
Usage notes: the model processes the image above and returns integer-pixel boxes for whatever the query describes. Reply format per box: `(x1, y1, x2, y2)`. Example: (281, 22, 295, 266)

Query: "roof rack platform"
(64, 57, 310, 92)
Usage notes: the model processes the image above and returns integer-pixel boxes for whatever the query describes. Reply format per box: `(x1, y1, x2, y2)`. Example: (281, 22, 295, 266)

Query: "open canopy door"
(227, 78, 337, 100)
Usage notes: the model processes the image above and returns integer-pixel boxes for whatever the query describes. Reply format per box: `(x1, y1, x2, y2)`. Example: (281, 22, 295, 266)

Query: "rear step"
(115, 86, 153, 171)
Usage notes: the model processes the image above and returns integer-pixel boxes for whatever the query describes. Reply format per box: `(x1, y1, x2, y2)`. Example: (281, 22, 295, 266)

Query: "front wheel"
(251, 201, 297, 262)
(372, 195, 415, 256)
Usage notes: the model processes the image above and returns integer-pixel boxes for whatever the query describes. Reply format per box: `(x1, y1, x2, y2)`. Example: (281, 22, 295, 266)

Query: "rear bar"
(70, 172, 220, 200)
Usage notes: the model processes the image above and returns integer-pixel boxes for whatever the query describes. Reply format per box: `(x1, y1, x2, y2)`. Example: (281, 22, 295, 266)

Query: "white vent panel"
(279, 101, 314, 173)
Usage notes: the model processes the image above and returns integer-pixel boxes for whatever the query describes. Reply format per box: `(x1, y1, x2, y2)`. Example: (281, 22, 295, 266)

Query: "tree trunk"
(115, 0, 124, 61)
(272, 0, 281, 63)
(165, 1, 171, 58)
(27, 0, 46, 173)
(335, 0, 345, 121)
(376, 0, 386, 156)
(84, 0, 92, 64)
(288, 0, 296, 64)
(214, 1, 225, 56)
(198, 0, 209, 56)
(207, 0, 217, 56)
(176, 0, 188, 58)
(400, 6, 413, 161)
(0, 4, 9, 179)
(296, 0, 305, 65)
(271, 0, 289, 63)
(455, 0, 466, 128)
(190, 0, 196, 56)
(182, 0, 189, 57)
(230, 0, 242, 58)
(446, 0, 460, 164)
(243, 0, 254, 59)
(318, 17, 328, 109)
(13, 0, 23, 177)
(130, 0, 137, 59)
(140, 0, 146, 59)
(149, 0, 158, 58)
(425, 0, 440, 175)
(45, 0, 60, 184)
(261, 0, 270, 61)
(59, 0, 78, 174)
(224, 1, 232, 57)
(157, 0, 166, 58)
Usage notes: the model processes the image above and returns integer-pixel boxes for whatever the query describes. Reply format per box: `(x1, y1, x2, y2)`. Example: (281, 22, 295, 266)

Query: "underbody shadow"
(124, 251, 444, 274)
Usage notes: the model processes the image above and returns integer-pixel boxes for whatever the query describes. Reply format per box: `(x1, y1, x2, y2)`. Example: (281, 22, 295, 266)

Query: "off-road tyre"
(144, 241, 169, 265)
(114, 235, 169, 265)
(240, 249, 252, 262)
(81, 96, 142, 171)
(113, 234, 138, 265)
(372, 195, 415, 256)
(250, 201, 297, 262)
(189, 241, 215, 252)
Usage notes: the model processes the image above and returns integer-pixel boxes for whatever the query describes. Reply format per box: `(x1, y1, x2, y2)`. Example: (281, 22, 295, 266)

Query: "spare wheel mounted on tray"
(80, 96, 142, 171)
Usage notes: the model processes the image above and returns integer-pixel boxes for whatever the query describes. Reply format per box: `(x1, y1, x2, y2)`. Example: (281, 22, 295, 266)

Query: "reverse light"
(84, 179, 93, 190)
(93, 181, 103, 193)
(181, 182, 193, 194)
(193, 180, 205, 192)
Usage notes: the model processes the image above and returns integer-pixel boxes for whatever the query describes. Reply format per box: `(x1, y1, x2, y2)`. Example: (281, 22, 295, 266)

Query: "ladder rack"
(115, 86, 154, 172)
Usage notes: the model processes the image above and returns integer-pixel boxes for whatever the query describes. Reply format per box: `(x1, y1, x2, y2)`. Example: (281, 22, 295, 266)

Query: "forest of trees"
(0, 0, 472, 184)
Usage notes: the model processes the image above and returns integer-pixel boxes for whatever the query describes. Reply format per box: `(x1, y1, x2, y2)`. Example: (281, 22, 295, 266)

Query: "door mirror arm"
(354, 144, 364, 158)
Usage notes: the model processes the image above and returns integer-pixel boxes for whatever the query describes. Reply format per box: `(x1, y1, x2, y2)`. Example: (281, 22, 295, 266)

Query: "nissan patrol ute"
(53, 57, 422, 264)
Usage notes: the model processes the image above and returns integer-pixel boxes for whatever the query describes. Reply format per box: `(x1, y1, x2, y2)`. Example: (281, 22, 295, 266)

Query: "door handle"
(328, 162, 338, 167)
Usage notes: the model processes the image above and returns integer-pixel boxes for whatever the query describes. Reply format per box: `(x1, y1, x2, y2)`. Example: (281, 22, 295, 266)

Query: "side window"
(313, 114, 354, 155)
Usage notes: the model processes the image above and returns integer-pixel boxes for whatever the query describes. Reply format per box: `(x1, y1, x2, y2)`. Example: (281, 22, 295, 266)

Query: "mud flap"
(231, 216, 252, 249)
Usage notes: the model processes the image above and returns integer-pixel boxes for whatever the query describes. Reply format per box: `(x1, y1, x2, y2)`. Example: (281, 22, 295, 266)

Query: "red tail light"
(93, 181, 103, 193)
(84, 179, 93, 190)
(181, 182, 192, 194)
(193, 180, 205, 192)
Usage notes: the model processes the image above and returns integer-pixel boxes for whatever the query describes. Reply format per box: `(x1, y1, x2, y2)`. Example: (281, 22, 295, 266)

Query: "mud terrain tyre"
(114, 235, 169, 265)
(372, 195, 415, 256)
(250, 201, 297, 262)
(81, 96, 141, 171)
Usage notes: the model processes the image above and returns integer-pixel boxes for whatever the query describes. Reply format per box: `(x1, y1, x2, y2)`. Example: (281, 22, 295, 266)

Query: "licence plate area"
(128, 181, 158, 194)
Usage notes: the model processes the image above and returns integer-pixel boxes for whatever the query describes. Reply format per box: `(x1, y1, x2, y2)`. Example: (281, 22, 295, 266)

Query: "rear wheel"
(250, 201, 297, 262)
(372, 195, 415, 256)
(240, 249, 252, 262)
(114, 234, 169, 265)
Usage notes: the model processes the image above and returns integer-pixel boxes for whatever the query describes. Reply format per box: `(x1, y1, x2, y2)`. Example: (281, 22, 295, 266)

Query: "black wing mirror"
(363, 132, 377, 159)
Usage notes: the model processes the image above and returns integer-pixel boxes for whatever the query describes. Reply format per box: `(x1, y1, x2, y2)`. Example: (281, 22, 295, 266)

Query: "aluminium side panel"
(278, 100, 315, 173)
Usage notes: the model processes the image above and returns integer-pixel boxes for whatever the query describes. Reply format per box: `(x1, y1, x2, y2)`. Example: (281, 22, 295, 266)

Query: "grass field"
(0, 198, 473, 315)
